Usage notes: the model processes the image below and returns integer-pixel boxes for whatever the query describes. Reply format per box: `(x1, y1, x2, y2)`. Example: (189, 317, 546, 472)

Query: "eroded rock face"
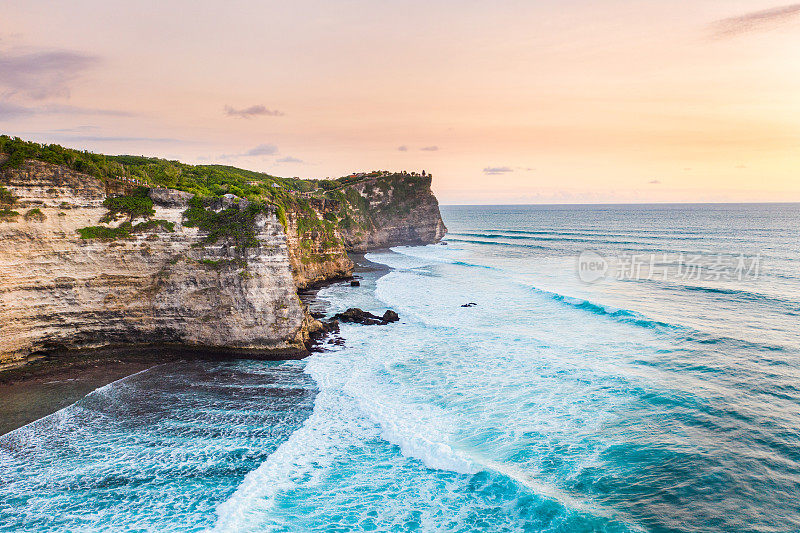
(282, 174, 448, 287)
(284, 210, 354, 289)
(338, 175, 447, 252)
(0, 159, 448, 371)
(0, 162, 310, 370)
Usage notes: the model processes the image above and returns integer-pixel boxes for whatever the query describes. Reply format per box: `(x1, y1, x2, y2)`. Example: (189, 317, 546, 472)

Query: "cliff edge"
(0, 140, 446, 371)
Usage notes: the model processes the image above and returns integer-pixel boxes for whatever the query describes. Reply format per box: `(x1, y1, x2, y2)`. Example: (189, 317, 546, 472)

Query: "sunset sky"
(2, 0, 800, 204)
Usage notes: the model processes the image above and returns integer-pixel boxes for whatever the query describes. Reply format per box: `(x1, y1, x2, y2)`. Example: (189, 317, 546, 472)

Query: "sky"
(1, 0, 800, 204)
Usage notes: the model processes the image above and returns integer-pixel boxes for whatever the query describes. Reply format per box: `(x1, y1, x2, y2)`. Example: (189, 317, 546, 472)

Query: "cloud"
(277, 156, 303, 163)
(0, 101, 34, 119)
(52, 125, 99, 133)
(219, 143, 279, 160)
(63, 135, 184, 143)
(244, 144, 278, 156)
(420, 146, 439, 151)
(224, 105, 284, 118)
(44, 104, 133, 116)
(0, 101, 134, 121)
(397, 145, 408, 152)
(709, 3, 800, 39)
(483, 166, 514, 175)
(0, 48, 99, 99)
(648, 179, 661, 184)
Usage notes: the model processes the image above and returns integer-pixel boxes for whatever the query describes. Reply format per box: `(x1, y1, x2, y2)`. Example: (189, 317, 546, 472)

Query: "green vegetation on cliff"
(77, 219, 175, 241)
(0, 185, 19, 220)
(182, 197, 264, 249)
(77, 186, 173, 240)
(0, 185, 17, 207)
(2, 135, 435, 259)
(24, 208, 46, 222)
(101, 187, 154, 222)
(0, 135, 315, 200)
(0, 209, 19, 220)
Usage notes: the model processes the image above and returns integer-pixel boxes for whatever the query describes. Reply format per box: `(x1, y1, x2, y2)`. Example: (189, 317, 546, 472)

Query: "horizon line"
(439, 201, 800, 207)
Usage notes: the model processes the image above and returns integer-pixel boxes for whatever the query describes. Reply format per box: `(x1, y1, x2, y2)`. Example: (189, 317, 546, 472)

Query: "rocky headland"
(0, 137, 446, 372)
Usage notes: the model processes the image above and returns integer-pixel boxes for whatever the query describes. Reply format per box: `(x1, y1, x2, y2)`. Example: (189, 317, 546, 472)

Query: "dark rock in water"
(350, 280, 361, 287)
(382, 310, 399, 322)
(334, 308, 381, 325)
(441, 242, 448, 245)
(311, 311, 326, 319)
(333, 307, 400, 325)
(460, 302, 477, 308)
(327, 336, 345, 346)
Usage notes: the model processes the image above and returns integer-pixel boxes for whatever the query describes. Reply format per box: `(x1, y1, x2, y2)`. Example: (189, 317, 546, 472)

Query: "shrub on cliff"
(101, 187, 155, 223)
(78, 224, 132, 240)
(78, 188, 175, 240)
(182, 196, 263, 249)
(131, 219, 175, 233)
(24, 208, 46, 222)
(0, 208, 19, 221)
(77, 219, 174, 240)
(0, 186, 17, 207)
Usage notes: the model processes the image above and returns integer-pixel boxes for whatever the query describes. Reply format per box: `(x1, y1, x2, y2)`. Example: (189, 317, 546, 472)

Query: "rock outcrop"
(283, 208, 354, 289)
(337, 174, 447, 252)
(332, 308, 400, 326)
(0, 160, 313, 370)
(0, 158, 446, 371)
(278, 175, 447, 287)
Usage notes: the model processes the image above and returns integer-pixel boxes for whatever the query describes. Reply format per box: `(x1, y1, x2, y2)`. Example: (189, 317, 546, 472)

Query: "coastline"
(0, 253, 385, 437)
(0, 350, 171, 436)
(0, 347, 315, 437)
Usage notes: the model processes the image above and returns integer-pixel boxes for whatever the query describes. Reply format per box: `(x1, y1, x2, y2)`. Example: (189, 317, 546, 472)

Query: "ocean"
(1, 203, 799, 532)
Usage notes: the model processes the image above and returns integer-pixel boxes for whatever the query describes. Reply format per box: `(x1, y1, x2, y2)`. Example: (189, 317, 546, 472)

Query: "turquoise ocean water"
(2, 203, 799, 532)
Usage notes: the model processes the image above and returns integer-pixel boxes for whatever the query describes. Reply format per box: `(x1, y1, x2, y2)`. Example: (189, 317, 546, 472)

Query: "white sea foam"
(213, 241, 726, 531)
(0, 364, 162, 449)
(210, 390, 377, 532)
(212, 319, 479, 530)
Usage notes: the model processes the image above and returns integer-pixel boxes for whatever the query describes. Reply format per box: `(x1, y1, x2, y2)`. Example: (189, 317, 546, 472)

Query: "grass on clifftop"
(0, 135, 428, 208)
(2, 135, 433, 259)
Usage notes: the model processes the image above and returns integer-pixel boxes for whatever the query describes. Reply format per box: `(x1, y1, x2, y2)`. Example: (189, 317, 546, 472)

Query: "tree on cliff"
(100, 187, 155, 223)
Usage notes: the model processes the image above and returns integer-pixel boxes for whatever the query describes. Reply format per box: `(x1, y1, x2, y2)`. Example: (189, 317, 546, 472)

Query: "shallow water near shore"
(2, 203, 800, 532)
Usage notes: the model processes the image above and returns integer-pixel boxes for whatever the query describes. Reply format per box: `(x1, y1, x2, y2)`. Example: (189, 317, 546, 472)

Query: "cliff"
(0, 158, 314, 371)
(336, 174, 447, 252)
(281, 174, 447, 286)
(0, 141, 446, 371)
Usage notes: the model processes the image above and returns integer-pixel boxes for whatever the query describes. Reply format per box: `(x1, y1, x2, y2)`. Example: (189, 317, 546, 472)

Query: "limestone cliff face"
(0, 158, 447, 371)
(284, 201, 354, 289)
(337, 174, 447, 252)
(0, 160, 311, 371)
(283, 174, 448, 285)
